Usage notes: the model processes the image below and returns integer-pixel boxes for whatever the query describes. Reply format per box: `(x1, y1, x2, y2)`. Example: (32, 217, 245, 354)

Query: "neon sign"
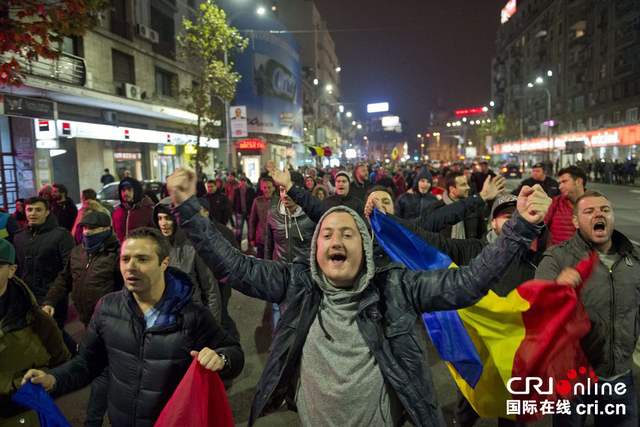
(237, 139, 266, 149)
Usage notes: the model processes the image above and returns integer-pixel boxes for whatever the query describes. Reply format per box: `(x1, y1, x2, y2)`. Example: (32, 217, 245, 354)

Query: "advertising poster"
(230, 105, 248, 137)
(232, 13, 303, 140)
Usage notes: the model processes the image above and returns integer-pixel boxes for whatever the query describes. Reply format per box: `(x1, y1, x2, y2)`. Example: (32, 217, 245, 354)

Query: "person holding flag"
(22, 227, 243, 427)
(163, 167, 550, 427)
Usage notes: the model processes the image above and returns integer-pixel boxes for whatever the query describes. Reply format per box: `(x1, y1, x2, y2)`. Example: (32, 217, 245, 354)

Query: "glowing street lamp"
(256, 6, 266, 15)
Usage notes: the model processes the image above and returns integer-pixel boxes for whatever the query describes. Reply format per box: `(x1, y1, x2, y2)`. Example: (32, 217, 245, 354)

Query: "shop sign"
(237, 139, 266, 149)
(0, 94, 56, 120)
(36, 139, 59, 149)
(163, 145, 176, 155)
(185, 145, 197, 155)
(115, 152, 142, 160)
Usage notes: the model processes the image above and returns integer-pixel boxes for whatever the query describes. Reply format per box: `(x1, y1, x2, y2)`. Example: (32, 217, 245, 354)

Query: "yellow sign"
(392, 146, 399, 160)
(163, 145, 176, 155)
(185, 145, 197, 155)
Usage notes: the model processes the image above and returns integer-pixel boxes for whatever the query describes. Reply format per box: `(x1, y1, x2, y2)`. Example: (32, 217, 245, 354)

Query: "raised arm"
(169, 169, 290, 303)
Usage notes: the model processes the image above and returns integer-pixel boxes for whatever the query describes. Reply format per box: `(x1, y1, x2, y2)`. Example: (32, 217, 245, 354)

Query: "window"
(599, 88, 606, 103)
(614, 84, 624, 100)
(626, 108, 638, 123)
(155, 68, 175, 96)
(574, 96, 585, 112)
(613, 111, 621, 123)
(112, 50, 135, 84)
(588, 117, 595, 129)
(577, 119, 585, 131)
(589, 92, 597, 106)
(150, 7, 176, 60)
(600, 63, 607, 80)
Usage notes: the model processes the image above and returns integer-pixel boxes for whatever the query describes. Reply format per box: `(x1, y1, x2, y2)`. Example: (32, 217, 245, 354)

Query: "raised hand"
(167, 168, 197, 206)
(516, 184, 552, 224)
(479, 175, 506, 201)
(267, 161, 293, 191)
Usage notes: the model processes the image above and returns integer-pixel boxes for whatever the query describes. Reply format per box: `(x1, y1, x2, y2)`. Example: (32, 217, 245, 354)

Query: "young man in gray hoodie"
(166, 167, 551, 427)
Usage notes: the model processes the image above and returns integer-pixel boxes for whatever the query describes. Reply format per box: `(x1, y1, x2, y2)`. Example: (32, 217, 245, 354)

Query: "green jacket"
(0, 277, 70, 425)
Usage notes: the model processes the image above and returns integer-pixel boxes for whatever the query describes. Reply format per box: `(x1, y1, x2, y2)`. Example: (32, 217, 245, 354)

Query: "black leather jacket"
(175, 196, 542, 426)
(265, 201, 315, 262)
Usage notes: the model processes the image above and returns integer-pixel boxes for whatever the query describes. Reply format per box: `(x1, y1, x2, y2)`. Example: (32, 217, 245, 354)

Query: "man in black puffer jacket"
(394, 168, 438, 219)
(24, 227, 244, 427)
(166, 168, 550, 427)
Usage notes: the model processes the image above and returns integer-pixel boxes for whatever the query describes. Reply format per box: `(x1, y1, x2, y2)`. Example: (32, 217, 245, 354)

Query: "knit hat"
(335, 171, 352, 183)
(0, 238, 15, 265)
(490, 194, 518, 221)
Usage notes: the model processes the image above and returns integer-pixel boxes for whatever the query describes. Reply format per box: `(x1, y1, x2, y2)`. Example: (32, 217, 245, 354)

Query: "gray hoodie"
(296, 206, 403, 427)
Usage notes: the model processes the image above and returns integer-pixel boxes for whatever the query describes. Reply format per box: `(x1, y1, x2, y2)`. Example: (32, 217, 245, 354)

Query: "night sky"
(314, 0, 509, 135)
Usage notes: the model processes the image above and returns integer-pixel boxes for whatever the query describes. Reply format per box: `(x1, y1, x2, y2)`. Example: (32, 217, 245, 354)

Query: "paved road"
(55, 181, 640, 426)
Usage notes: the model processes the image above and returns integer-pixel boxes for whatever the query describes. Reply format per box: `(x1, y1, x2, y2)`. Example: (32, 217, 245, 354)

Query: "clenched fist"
(516, 184, 552, 224)
(167, 168, 197, 206)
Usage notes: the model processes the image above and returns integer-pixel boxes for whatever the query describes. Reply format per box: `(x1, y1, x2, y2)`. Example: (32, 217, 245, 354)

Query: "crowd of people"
(0, 158, 638, 427)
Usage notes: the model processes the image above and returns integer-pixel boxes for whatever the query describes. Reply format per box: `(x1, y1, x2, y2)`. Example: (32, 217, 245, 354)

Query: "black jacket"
(512, 176, 560, 198)
(265, 201, 315, 262)
(322, 193, 364, 215)
(391, 218, 544, 296)
(13, 215, 76, 304)
(48, 268, 244, 427)
(395, 191, 438, 220)
(233, 186, 256, 215)
(349, 179, 373, 202)
(430, 197, 486, 239)
(174, 196, 542, 427)
(204, 191, 234, 226)
(51, 198, 78, 232)
(43, 232, 122, 326)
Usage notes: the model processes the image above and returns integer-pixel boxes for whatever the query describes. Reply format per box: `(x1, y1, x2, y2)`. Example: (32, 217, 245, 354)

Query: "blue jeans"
(552, 372, 637, 427)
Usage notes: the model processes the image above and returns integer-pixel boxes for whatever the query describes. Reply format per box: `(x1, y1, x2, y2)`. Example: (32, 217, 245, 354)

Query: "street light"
(325, 84, 333, 91)
(490, 100, 495, 107)
(346, 111, 352, 118)
(256, 6, 266, 15)
(313, 78, 319, 86)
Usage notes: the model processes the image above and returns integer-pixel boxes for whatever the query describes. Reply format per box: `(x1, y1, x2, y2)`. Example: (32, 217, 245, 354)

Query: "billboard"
(501, 0, 517, 24)
(230, 105, 248, 137)
(233, 13, 303, 140)
(367, 102, 389, 113)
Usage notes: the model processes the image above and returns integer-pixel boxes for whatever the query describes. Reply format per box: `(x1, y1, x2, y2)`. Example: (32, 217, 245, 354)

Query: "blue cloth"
(370, 208, 483, 388)
(12, 380, 72, 427)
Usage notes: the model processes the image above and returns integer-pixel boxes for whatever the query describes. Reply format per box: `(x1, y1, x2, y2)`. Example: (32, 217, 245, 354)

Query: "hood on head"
(118, 177, 143, 206)
(310, 205, 375, 297)
(153, 197, 177, 234)
(412, 168, 433, 192)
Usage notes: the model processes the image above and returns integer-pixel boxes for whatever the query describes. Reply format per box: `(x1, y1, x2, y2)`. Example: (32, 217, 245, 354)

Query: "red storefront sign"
(237, 139, 266, 149)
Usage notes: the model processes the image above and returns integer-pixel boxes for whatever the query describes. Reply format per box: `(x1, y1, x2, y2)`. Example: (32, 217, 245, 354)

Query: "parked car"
(76, 180, 163, 210)
(501, 164, 523, 179)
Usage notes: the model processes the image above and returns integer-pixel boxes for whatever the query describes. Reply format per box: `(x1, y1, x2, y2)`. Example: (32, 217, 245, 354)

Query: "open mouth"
(126, 276, 140, 284)
(593, 221, 606, 235)
(329, 253, 347, 266)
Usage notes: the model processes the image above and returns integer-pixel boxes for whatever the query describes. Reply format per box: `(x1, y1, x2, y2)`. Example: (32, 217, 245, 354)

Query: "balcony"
(616, 0, 640, 19)
(2, 52, 86, 86)
(614, 62, 638, 77)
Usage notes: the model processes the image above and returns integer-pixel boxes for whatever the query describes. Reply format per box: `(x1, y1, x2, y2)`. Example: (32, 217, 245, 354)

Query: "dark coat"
(50, 198, 78, 232)
(536, 231, 640, 378)
(265, 201, 315, 262)
(174, 196, 542, 427)
(349, 179, 374, 202)
(430, 198, 486, 239)
(233, 186, 256, 215)
(43, 232, 122, 326)
(0, 277, 70, 424)
(204, 191, 234, 226)
(249, 195, 277, 245)
(48, 268, 244, 427)
(13, 215, 75, 304)
(322, 193, 364, 215)
(113, 178, 155, 242)
(513, 176, 560, 198)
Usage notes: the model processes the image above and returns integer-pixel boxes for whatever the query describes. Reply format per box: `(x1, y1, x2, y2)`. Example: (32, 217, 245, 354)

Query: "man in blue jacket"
(165, 167, 551, 427)
(24, 227, 243, 427)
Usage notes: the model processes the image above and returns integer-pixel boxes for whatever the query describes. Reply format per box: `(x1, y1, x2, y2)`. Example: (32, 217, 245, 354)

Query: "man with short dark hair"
(166, 167, 550, 427)
(13, 197, 76, 340)
(101, 169, 115, 186)
(250, 177, 277, 258)
(233, 177, 256, 247)
(204, 179, 234, 226)
(513, 162, 560, 198)
(113, 177, 155, 242)
(536, 191, 640, 427)
(51, 183, 78, 231)
(24, 227, 244, 427)
(543, 165, 587, 247)
(322, 171, 365, 214)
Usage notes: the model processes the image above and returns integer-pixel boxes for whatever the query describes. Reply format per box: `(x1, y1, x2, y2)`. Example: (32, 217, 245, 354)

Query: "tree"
(0, 0, 110, 87)
(176, 1, 248, 174)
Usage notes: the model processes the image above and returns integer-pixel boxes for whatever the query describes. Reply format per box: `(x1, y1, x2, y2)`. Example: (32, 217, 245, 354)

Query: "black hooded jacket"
(394, 168, 438, 219)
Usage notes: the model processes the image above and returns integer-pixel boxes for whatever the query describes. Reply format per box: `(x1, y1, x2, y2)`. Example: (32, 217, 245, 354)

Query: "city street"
(54, 177, 640, 427)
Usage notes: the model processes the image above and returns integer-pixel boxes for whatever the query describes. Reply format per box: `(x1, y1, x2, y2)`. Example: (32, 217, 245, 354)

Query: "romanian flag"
(307, 145, 332, 157)
(370, 209, 595, 422)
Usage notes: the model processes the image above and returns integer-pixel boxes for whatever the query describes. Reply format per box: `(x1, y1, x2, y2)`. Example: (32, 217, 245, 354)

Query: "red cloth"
(511, 253, 597, 423)
(543, 195, 576, 247)
(154, 358, 234, 427)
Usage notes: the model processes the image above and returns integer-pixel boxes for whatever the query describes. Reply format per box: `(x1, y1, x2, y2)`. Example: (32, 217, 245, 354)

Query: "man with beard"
(51, 183, 78, 232)
(349, 164, 373, 202)
(543, 165, 587, 247)
(113, 177, 155, 242)
(536, 191, 640, 427)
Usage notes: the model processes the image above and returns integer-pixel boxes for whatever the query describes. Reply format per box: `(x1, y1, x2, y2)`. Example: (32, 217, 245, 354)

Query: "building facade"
(492, 0, 640, 166)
